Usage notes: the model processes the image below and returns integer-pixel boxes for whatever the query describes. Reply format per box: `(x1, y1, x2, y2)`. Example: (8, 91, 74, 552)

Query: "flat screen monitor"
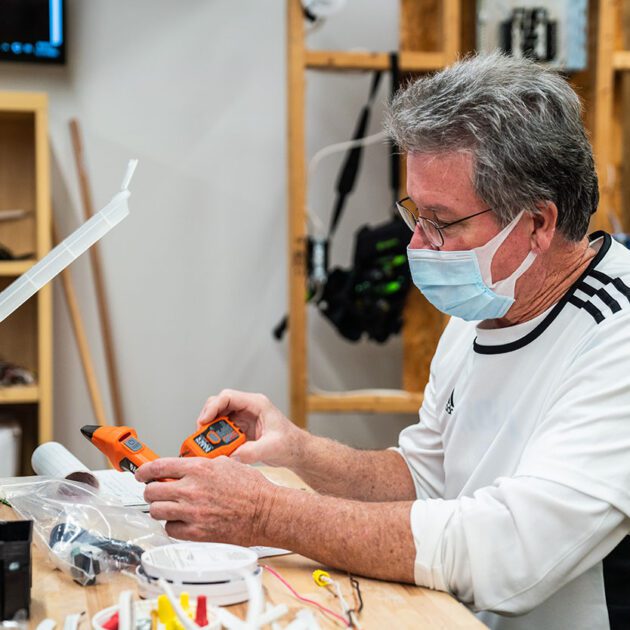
(0, 0, 65, 64)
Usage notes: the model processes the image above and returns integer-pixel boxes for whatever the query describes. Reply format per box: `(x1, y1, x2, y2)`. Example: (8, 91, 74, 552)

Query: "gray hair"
(385, 52, 598, 241)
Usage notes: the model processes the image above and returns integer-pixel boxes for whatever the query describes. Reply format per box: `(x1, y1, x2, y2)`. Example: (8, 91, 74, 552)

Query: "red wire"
(262, 564, 350, 627)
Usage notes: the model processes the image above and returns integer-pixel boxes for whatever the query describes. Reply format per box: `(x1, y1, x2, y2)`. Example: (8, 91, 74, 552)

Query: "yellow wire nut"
(313, 569, 332, 587)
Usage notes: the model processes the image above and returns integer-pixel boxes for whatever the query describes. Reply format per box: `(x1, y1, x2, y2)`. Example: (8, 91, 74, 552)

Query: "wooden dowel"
(69, 118, 125, 426)
(53, 222, 109, 430)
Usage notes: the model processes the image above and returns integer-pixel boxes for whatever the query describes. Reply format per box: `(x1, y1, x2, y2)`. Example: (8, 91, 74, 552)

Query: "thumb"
(230, 440, 265, 465)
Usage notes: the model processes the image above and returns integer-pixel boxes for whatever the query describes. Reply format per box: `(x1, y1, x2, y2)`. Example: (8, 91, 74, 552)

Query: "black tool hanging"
(327, 70, 383, 239)
(274, 53, 411, 343)
(389, 51, 401, 206)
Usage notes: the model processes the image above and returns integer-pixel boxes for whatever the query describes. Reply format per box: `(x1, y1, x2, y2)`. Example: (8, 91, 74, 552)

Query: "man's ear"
(530, 201, 557, 254)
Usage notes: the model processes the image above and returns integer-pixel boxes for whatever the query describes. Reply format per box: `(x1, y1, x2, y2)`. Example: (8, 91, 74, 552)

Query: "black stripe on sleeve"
(596, 287, 622, 314)
(574, 280, 621, 315)
(588, 268, 612, 285)
(568, 295, 605, 323)
(612, 277, 630, 302)
(577, 282, 596, 297)
(585, 269, 630, 305)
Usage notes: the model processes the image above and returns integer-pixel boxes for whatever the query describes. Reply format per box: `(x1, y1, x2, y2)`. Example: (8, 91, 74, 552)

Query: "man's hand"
(196, 389, 417, 502)
(137, 456, 416, 584)
(135, 456, 277, 545)
(196, 389, 305, 467)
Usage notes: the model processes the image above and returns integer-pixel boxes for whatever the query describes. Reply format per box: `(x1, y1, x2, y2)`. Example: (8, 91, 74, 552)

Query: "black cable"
(349, 574, 364, 613)
(389, 52, 401, 207)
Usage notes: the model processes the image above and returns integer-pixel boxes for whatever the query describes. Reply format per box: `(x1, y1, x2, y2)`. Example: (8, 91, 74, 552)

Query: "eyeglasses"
(396, 197, 493, 247)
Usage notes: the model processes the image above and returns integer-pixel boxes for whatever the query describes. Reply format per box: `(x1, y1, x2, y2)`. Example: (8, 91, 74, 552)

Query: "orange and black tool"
(81, 416, 246, 472)
(179, 416, 246, 458)
(80, 425, 159, 473)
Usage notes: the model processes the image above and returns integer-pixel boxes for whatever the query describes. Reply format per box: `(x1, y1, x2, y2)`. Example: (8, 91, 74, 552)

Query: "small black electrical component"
(49, 522, 145, 586)
(0, 520, 32, 621)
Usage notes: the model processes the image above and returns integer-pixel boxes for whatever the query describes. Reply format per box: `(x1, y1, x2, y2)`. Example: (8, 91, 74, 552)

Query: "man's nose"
(408, 222, 434, 250)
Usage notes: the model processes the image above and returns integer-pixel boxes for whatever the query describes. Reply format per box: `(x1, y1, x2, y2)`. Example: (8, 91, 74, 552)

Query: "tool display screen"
(193, 420, 238, 454)
(213, 419, 238, 442)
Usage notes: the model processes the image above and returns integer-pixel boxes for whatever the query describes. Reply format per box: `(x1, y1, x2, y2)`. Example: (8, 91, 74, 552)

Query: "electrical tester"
(80, 416, 246, 474)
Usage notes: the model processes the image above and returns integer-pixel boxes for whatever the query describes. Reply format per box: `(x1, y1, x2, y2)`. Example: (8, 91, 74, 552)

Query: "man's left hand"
(135, 457, 275, 545)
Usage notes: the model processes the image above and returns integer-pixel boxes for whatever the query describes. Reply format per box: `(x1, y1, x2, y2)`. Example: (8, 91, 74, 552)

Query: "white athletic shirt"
(396, 233, 630, 630)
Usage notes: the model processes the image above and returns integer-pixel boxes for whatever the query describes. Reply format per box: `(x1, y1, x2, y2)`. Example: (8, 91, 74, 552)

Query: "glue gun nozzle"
(80, 425, 99, 441)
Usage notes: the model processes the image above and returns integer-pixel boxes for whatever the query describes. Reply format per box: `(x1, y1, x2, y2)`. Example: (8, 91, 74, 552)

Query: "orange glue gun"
(81, 416, 246, 474)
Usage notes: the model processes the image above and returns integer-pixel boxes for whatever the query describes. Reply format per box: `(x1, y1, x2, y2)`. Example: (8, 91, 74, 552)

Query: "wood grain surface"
(1, 467, 485, 628)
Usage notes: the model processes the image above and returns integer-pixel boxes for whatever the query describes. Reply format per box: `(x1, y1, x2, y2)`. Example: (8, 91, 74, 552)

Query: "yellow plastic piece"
(313, 569, 331, 587)
(157, 595, 183, 630)
(157, 595, 174, 624)
(179, 592, 193, 618)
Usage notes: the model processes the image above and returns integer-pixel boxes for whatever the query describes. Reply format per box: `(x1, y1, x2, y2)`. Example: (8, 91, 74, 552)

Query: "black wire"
(349, 574, 364, 613)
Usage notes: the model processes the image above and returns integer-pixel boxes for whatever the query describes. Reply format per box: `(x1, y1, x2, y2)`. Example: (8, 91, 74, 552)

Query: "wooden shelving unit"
(0, 91, 52, 473)
(286, 0, 627, 429)
(286, 0, 460, 427)
(0, 260, 35, 277)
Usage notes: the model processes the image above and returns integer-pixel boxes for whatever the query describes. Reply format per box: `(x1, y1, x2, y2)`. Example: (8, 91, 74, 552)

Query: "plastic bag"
(3, 478, 170, 586)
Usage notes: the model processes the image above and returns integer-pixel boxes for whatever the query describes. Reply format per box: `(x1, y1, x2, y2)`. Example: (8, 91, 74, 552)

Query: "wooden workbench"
(1, 468, 485, 628)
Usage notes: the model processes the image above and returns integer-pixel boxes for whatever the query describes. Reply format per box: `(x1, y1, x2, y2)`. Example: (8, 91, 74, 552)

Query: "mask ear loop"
(474, 210, 536, 294)
(492, 250, 537, 295)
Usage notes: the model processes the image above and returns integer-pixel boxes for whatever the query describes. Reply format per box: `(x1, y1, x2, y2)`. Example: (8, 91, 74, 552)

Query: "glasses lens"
(396, 199, 418, 232)
(417, 218, 443, 247)
(396, 199, 443, 246)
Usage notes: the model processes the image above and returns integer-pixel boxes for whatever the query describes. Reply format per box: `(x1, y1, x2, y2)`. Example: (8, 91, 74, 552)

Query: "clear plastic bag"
(3, 478, 170, 586)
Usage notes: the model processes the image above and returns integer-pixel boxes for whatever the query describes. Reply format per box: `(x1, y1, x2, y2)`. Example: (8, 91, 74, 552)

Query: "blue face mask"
(407, 210, 537, 321)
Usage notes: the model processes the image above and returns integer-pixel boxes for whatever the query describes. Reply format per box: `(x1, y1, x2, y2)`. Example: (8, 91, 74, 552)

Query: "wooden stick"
(287, 0, 308, 428)
(69, 118, 125, 426)
(53, 222, 109, 430)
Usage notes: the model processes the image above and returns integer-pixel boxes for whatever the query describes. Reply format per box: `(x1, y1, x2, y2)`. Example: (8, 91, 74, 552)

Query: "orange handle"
(179, 416, 246, 458)
(81, 425, 160, 473)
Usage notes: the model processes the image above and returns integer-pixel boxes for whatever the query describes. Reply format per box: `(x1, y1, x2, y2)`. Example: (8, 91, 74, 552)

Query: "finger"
(135, 458, 194, 483)
(165, 521, 199, 541)
(149, 501, 185, 522)
(196, 389, 249, 425)
(144, 479, 186, 503)
(230, 440, 264, 465)
(196, 389, 266, 426)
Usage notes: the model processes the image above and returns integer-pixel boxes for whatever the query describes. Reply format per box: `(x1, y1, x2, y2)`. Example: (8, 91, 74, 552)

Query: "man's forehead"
(406, 151, 478, 213)
(406, 151, 474, 181)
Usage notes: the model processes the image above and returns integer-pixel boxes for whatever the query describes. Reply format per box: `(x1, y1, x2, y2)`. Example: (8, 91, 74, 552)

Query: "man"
(137, 54, 630, 629)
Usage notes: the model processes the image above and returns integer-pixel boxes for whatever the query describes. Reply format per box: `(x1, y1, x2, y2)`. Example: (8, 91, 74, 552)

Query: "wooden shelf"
(0, 384, 39, 404)
(308, 390, 423, 414)
(0, 260, 34, 277)
(614, 50, 630, 70)
(305, 50, 446, 72)
(0, 90, 53, 466)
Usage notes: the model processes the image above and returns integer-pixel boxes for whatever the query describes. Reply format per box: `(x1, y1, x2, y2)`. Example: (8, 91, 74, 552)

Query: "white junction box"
(477, 0, 589, 72)
(0, 421, 21, 477)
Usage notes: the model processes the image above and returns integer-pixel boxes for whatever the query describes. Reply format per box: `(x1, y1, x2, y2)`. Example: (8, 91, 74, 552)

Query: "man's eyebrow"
(417, 203, 456, 221)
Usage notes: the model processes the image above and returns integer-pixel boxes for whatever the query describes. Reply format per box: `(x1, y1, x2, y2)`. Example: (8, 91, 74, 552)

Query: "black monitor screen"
(0, 0, 65, 64)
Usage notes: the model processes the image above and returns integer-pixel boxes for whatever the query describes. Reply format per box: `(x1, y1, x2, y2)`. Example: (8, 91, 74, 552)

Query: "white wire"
(307, 131, 388, 238)
(308, 131, 387, 181)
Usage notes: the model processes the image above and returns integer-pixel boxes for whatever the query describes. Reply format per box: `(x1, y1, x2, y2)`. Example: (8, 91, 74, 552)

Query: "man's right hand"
(196, 389, 305, 468)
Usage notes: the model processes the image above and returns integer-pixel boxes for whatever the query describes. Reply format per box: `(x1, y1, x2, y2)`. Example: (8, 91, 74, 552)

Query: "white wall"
(0, 0, 418, 468)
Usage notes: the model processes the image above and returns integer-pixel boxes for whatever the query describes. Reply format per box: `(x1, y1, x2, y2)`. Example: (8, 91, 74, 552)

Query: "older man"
(137, 54, 630, 630)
